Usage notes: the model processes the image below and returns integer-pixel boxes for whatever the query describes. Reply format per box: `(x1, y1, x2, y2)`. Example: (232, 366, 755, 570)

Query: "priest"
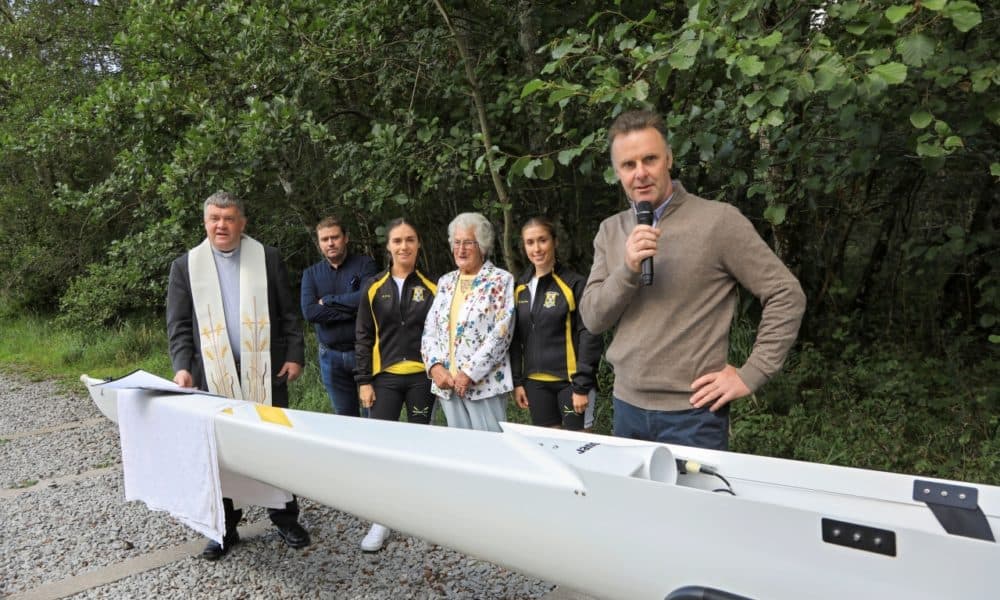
(166, 191, 310, 560)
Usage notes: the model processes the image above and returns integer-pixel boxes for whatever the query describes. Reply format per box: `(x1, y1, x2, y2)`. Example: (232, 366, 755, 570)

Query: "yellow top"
(448, 274, 476, 375)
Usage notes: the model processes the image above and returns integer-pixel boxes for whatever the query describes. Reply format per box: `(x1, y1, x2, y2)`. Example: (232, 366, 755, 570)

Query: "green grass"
(292, 337, 334, 413)
(0, 310, 172, 386)
(0, 303, 323, 405)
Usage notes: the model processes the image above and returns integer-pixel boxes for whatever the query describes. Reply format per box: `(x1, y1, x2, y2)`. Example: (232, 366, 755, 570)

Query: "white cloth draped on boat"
(117, 388, 291, 543)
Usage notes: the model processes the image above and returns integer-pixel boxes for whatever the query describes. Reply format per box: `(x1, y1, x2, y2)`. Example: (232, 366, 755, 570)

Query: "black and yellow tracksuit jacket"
(354, 269, 437, 384)
(511, 263, 602, 395)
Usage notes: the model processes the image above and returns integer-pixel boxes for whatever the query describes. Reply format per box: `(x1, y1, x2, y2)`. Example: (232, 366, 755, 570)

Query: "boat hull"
(83, 376, 1000, 599)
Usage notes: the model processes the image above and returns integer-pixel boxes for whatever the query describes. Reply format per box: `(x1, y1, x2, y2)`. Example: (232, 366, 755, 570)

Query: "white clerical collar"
(212, 244, 241, 259)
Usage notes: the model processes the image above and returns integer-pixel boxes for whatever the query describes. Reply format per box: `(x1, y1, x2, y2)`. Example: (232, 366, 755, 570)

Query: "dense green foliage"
(1, 1, 996, 482)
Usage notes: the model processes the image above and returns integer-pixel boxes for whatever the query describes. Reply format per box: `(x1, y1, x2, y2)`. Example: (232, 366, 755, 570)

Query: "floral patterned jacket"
(421, 260, 515, 401)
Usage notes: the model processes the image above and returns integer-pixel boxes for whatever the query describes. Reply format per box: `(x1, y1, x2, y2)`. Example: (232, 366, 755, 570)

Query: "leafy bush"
(59, 261, 152, 328)
(734, 343, 1000, 485)
(57, 221, 188, 329)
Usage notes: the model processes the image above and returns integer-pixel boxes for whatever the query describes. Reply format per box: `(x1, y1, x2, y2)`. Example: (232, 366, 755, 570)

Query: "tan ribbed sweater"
(580, 181, 806, 411)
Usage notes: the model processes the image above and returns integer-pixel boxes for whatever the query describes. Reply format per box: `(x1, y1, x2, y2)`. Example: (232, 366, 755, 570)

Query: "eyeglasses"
(452, 239, 479, 250)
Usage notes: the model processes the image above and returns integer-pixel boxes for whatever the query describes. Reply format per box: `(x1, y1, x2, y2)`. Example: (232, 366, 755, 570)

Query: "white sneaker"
(360, 523, 390, 552)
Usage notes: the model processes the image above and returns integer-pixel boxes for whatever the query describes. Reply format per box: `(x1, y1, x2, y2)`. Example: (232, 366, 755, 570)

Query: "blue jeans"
(612, 397, 729, 450)
(319, 345, 360, 417)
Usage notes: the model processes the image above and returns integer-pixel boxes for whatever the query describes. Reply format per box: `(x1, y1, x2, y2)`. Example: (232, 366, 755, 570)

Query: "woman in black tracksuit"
(511, 217, 602, 430)
(354, 217, 436, 551)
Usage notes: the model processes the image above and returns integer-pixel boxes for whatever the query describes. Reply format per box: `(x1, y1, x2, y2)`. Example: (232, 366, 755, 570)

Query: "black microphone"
(635, 201, 654, 286)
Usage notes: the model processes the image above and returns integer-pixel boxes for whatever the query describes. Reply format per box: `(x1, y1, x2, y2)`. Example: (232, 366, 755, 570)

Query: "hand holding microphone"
(627, 201, 658, 286)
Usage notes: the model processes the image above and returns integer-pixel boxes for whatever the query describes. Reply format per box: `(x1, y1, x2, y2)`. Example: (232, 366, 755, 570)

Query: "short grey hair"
(448, 212, 494, 257)
(608, 109, 671, 151)
(203, 191, 245, 218)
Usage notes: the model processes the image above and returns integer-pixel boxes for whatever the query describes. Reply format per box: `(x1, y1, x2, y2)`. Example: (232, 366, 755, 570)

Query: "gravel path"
(0, 374, 565, 599)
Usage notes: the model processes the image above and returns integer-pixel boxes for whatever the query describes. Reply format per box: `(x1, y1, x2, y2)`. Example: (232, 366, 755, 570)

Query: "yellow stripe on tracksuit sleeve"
(255, 404, 292, 427)
(551, 273, 577, 380)
(368, 273, 392, 376)
(417, 271, 438, 295)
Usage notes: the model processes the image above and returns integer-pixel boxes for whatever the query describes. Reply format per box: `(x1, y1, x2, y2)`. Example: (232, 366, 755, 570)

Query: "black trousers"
(523, 379, 584, 430)
(222, 496, 300, 534)
(371, 372, 435, 424)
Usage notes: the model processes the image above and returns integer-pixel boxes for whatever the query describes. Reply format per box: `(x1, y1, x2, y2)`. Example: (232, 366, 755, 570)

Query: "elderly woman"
(421, 212, 515, 432)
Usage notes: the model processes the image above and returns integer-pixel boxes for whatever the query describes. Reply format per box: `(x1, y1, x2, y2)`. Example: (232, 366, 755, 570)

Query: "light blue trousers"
(440, 392, 507, 432)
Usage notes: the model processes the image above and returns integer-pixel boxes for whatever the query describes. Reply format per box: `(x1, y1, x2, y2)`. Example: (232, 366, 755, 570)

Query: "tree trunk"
(433, 0, 515, 272)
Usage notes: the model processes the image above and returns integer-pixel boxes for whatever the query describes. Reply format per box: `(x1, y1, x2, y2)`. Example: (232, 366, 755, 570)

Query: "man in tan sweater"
(580, 110, 806, 450)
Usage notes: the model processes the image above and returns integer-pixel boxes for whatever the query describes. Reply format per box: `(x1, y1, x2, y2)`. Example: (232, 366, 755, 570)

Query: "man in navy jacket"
(301, 216, 378, 416)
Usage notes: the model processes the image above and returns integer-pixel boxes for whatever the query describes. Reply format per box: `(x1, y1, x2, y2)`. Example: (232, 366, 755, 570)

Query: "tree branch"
(432, 0, 514, 271)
